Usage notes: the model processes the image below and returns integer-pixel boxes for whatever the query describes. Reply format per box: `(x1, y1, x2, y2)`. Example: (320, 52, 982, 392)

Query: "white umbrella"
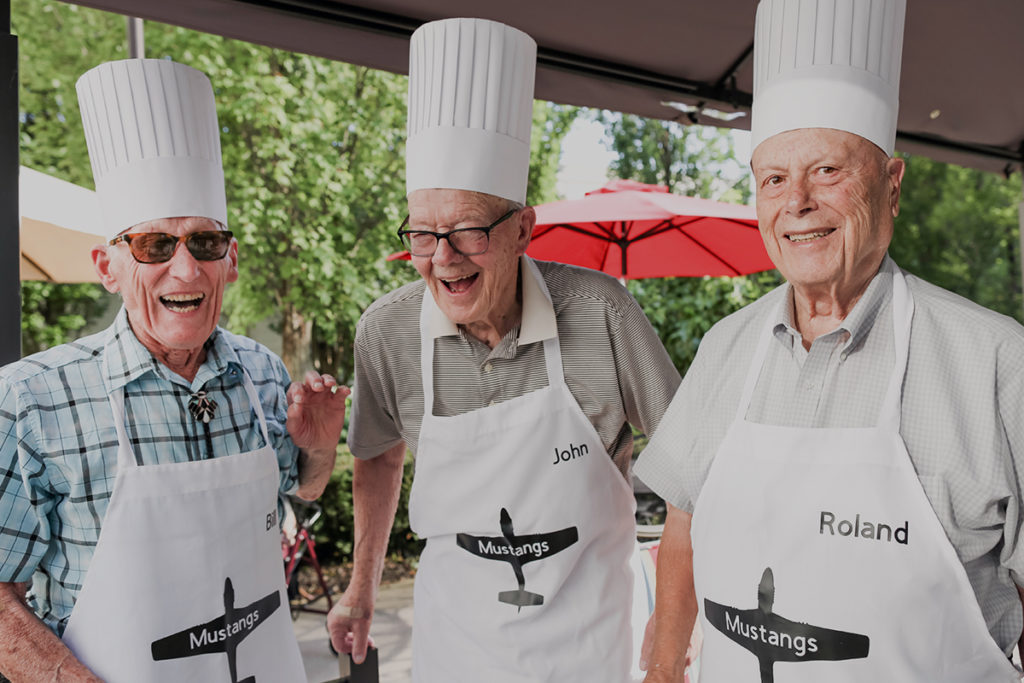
(19, 166, 103, 283)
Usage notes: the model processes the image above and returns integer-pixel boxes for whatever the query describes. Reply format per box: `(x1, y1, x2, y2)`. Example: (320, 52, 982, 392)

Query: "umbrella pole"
(0, 1, 21, 362)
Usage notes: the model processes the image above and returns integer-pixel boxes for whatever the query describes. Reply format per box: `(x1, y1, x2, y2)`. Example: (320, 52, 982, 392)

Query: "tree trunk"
(281, 302, 314, 383)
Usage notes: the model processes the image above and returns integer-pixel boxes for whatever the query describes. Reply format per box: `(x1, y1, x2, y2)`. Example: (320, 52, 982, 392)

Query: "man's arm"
(0, 583, 101, 682)
(326, 442, 406, 663)
(286, 372, 350, 500)
(643, 504, 697, 683)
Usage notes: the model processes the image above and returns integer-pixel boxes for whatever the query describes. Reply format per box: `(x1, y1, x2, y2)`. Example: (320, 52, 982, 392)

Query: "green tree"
(597, 112, 780, 373)
(14, 0, 123, 355)
(598, 112, 751, 203)
(892, 154, 1023, 321)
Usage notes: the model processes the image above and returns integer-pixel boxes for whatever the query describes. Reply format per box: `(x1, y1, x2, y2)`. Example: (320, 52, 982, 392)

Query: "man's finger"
(352, 620, 371, 664)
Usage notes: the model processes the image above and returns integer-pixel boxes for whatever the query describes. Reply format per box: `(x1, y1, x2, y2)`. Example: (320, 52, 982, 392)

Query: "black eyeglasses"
(397, 209, 517, 257)
(109, 230, 234, 264)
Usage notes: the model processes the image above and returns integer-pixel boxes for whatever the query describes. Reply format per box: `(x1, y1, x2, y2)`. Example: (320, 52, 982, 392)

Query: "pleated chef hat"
(406, 18, 536, 205)
(751, 0, 906, 155)
(76, 59, 227, 240)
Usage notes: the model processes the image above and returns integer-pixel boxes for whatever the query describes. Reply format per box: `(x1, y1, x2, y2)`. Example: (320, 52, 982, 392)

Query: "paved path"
(295, 579, 414, 683)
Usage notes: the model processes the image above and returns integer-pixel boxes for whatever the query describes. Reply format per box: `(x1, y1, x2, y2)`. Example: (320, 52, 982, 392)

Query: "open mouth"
(786, 228, 836, 243)
(160, 293, 205, 313)
(440, 274, 479, 294)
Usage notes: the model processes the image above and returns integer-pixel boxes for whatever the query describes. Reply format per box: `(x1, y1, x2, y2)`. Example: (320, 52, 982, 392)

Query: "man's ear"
(887, 157, 906, 218)
(515, 206, 536, 255)
(226, 238, 239, 284)
(92, 244, 121, 294)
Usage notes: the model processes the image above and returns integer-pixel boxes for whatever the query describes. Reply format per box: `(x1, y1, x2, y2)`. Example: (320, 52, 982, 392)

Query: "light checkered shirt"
(0, 308, 299, 635)
(636, 256, 1024, 655)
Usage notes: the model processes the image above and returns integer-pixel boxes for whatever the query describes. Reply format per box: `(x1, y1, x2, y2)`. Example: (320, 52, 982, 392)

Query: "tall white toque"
(76, 59, 228, 240)
(750, 0, 906, 155)
(406, 18, 537, 205)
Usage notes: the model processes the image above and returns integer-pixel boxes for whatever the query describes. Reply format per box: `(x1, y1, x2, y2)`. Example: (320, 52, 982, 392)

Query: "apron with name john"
(408, 258, 639, 682)
(691, 269, 1020, 682)
(61, 369, 306, 683)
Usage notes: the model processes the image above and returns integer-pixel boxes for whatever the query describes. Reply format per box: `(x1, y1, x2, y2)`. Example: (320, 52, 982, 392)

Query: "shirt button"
(483, 362, 494, 373)
(840, 352, 849, 362)
(803, 382, 814, 391)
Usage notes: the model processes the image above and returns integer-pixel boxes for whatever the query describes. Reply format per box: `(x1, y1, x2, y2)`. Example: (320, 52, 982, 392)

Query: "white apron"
(408, 258, 638, 682)
(62, 370, 306, 683)
(691, 269, 1020, 682)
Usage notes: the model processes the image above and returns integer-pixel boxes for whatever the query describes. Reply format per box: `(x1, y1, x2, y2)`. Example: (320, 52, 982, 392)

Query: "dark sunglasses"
(109, 230, 234, 264)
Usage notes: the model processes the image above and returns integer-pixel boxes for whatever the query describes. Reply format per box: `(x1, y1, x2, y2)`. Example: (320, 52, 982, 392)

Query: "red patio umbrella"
(527, 180, 774, 280)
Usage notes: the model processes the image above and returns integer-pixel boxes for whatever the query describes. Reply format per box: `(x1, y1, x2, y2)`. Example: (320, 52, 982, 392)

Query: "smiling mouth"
(440, 274, 478, 294)
(786, 229, 836, 243)
(160, 293, 205, 312)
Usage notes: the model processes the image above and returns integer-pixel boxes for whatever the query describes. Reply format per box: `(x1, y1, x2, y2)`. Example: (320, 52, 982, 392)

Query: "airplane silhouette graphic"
(704, 567, 870, 683)
(151, 577, 281, 683)
(456, 508, 578, 609)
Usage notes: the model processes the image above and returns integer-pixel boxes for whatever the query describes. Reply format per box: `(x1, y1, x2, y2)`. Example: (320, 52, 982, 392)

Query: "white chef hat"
(76, 59, 228, 240)
(751, 0, 906, 155)
(406, 18, 536, 205)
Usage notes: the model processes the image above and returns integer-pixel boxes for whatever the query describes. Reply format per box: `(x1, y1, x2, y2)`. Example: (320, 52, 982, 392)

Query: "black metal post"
(0, 0, 20, 363)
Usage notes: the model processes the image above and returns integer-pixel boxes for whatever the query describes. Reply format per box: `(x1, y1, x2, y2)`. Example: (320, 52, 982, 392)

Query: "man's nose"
(431, 235, 463, 266)
(785, 178, 817, 216)
(166, 241, 201, 280)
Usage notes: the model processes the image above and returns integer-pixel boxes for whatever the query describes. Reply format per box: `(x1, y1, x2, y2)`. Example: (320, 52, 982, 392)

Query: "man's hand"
(327, 586, 376, 664)
(286, 372, 350, 453)
(287, 372, 350, 500)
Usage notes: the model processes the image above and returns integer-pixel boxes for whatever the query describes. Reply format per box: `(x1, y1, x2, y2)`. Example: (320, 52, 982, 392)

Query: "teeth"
(788, 231, 831, 243)
(160, 293, 204, 313)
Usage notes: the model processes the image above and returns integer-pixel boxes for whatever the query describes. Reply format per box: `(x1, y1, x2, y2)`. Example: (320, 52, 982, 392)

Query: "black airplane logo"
(151, 577, 281, 683)
(456, 508, 578, 609)
(704, 567, 870, 683)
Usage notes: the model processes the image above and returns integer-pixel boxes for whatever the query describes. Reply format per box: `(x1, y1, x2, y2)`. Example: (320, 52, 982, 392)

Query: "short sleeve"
(0, 380, 53, 583)
(347, 320, 405, 460)
(633, 327, 723, 514)
(609, 291, 681, 438)
(260, 356, 300, 495)
(994, 335, 1024, 586)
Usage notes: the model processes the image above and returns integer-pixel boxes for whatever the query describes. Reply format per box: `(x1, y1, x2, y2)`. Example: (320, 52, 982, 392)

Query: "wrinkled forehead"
(751, 128, 889, 173)
(120, 216, 226, 237)
(407, 188, 509, 225)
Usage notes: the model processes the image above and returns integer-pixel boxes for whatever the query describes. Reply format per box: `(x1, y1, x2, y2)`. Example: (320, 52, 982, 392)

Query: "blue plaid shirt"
(0, 308, 299, 635)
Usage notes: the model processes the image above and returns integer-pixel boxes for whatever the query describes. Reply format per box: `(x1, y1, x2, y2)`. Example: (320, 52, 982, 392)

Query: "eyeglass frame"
(108, 230, 235, 264)
(396, 208, 518, 257)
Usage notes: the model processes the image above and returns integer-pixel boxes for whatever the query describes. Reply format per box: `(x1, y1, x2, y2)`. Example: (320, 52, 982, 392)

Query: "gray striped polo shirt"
(348, 257, 681, 478)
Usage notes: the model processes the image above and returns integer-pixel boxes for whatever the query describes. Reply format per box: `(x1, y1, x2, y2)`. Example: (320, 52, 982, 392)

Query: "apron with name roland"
(691, 269, 1020, 682)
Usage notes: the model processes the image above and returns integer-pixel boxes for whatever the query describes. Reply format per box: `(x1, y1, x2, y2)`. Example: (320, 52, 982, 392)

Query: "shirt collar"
(422, 255, 559, 345)
(102, 307, 240, 392)
(772, 254, 895, 354)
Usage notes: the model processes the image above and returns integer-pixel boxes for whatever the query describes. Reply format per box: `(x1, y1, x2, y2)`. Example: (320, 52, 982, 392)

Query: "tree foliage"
(14, 1, 577, 376)
(892, 154, 1023, 321)
(14, 0, 122, 354)
(598, 112, 781, 374)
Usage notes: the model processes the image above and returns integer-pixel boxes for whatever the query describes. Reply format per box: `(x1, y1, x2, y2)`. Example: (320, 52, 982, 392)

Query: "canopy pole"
(127, 16, 144, 58)
(0, 0, 21, 362)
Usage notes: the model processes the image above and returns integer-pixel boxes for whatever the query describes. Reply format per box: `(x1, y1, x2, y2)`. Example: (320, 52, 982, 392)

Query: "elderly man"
(0, 60, 346, 682)
(326, 18, 680, 682)
(636, 1, 1024, 681)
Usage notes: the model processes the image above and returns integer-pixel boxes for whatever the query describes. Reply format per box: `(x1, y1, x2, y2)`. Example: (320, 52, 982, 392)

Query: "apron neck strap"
(108, 366, 272, 469)
(419, 258, 565, 417)
(734, 267, 914, 430)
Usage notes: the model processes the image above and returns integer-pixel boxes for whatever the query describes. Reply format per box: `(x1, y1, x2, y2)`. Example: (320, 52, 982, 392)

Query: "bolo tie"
(188, 390, 218, 424)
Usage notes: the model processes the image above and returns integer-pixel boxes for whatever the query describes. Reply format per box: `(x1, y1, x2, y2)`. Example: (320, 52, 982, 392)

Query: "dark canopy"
(68, 0, 1024, 174)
